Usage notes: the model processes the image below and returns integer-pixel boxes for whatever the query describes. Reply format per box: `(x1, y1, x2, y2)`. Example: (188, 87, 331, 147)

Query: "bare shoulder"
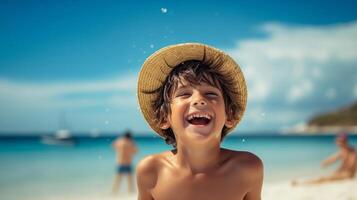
(237, 150, 262, 168)
(223, 149, 262, 166)
(136, 154, 160, 184)
(136, 151, 172, 189)
(112, 138, 121, 147)
(222, 149, 264, 180)
(220, 149, 263, 199)
(137, 151, 172, 169)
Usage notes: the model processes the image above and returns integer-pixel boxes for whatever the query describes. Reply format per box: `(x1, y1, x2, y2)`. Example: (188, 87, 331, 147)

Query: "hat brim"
(137, 43, 247, 137)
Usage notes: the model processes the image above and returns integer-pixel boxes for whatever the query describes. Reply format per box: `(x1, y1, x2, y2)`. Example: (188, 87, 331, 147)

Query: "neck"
(175, 140, 221, 174)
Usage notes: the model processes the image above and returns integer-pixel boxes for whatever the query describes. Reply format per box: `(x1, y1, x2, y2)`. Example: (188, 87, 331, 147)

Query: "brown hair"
(149, 56, 241, 148)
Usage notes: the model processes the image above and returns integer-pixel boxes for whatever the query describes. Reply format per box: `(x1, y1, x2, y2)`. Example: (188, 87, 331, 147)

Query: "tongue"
(190, 118, 209, 125)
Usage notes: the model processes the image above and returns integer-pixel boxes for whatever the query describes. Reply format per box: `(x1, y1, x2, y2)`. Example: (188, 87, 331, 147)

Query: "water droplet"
(161, 8, 168, 13)
(242, 138, 245, 142)
(150, 44, 154, 48)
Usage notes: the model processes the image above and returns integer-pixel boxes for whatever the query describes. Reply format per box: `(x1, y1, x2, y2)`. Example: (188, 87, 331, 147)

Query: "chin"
(186, 127, 220, 142)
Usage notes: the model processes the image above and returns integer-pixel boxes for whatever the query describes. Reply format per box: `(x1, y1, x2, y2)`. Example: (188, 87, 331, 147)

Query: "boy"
(112, 130, 138, 194)
(136, 43, 263, 200)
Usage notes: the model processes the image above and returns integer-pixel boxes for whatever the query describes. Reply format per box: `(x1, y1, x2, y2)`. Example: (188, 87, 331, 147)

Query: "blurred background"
(0, 0, 356, 200)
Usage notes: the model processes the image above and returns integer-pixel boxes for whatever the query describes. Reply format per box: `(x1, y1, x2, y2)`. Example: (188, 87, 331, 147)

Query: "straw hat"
(137, 43, 247, 137)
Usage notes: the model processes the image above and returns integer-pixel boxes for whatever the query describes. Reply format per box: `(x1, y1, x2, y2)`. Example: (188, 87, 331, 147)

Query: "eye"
(205, 92, 218, 97)
(175, 92, 191, 98)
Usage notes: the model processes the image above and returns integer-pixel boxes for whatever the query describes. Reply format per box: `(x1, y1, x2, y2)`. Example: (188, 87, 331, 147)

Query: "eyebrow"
(176, 84, 189, 90)
(173, 85, 190, 94)
(198, 83, 221, 91)
(176, 83, 220, 92)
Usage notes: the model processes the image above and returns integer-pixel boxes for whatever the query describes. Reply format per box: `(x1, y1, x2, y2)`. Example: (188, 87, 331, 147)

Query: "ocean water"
(0, 134, 356, 200)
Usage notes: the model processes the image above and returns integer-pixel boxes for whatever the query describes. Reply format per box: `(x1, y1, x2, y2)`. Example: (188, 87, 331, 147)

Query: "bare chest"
(151, 170, 248, 200)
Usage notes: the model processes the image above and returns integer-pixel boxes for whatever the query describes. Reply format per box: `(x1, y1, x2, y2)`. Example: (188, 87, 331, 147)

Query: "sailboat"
(41, 111, 77, 146)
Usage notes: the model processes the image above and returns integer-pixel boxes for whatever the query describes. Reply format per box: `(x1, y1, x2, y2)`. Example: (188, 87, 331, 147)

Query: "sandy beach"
(263, 178, 357, 200)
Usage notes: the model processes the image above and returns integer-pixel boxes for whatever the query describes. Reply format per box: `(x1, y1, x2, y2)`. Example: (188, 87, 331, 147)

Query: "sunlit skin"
(136, 80, 263, 200)
(332, 136, 357, 176)
(292, 135, 357, 185)
(112, 136, 138, 194)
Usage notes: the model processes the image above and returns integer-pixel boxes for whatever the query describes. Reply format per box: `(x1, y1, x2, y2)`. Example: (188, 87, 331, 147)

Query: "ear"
(160, 120, 170, 130)
(225, 118, 234, 128)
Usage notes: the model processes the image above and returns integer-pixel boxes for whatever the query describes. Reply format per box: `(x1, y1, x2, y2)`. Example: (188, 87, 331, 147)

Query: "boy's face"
(161, 78, 233, 145)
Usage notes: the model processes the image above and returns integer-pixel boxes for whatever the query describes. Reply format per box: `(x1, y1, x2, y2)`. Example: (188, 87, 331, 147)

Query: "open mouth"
(186, 113, 212, 126)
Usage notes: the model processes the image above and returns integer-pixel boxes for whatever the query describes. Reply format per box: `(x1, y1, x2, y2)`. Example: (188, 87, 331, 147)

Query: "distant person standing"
(293, 132, 357, 185)
(111, 131, 137, 194)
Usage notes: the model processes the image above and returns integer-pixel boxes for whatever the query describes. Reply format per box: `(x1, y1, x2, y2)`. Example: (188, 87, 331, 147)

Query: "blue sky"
(1, 0, 357, 134)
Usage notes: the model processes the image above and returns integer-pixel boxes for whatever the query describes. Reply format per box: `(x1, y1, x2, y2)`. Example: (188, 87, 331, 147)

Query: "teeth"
(187, 113, 211, 121)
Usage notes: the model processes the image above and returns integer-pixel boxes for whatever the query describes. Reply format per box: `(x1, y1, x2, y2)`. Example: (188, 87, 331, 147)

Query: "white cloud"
(0, 75, 138, 131)
(227, 21, 357, 129)
(287, 80, 314, 103)
(0, 76, 136, 97)
(239, 106, 308, 131)
(0, 75, 137, 109)
(259, 22, 357, 62)
(228, 21, 357, 102)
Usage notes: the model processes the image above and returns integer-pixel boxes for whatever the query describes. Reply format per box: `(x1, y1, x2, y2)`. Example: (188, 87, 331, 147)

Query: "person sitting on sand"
(293, 133, 357, 185)
(112, 130, 137, 194)
(136, 43, 263, 200)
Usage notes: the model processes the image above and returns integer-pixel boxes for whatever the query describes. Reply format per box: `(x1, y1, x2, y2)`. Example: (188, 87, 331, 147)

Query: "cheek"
(213, 101, 226, 114)
(214, 103, 228, 125)
(169, 101, 187, 123)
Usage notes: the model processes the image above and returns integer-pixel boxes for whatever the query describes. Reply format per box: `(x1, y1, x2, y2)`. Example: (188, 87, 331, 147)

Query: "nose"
(193, 100, 207, 106)
(192, 93, 207, 107)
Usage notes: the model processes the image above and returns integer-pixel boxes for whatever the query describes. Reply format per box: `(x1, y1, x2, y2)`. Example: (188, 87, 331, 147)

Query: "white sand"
(36, 178, 357, 200)
(263, 178, 357, 200)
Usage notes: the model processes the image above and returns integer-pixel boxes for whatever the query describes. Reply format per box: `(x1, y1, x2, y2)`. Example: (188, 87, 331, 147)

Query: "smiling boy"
(136, 43, 263, 200)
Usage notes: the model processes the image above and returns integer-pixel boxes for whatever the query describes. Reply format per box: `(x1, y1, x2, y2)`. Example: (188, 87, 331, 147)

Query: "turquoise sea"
(1, 134, 357, 200)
